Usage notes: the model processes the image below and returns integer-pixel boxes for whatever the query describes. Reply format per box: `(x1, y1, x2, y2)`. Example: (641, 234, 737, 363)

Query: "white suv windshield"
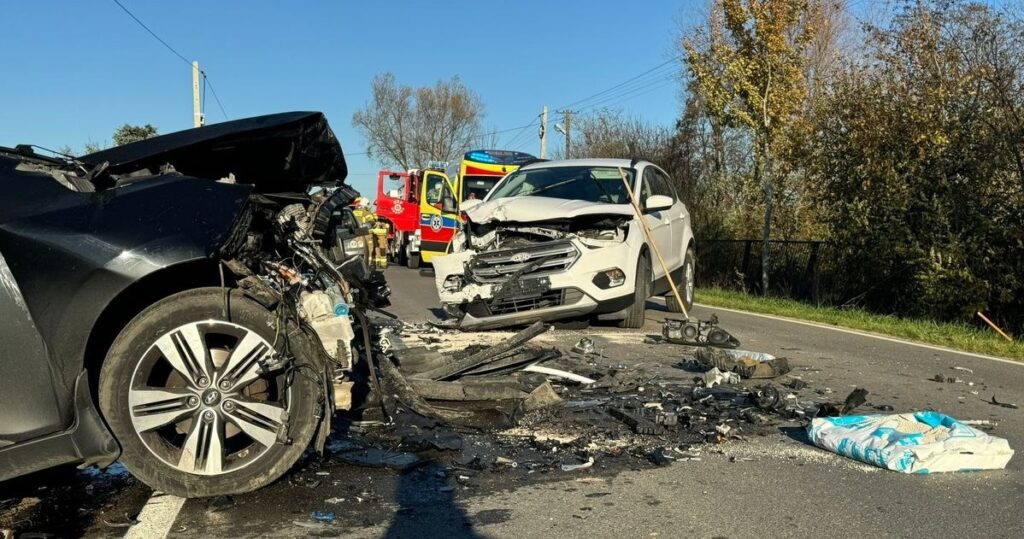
(487, 166, 635, 204)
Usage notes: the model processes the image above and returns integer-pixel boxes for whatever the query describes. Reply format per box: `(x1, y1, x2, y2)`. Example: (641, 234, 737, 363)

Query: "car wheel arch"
(82, 258, 228, 401)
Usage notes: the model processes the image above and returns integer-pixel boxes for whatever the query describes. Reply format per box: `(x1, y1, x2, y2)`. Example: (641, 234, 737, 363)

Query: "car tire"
(98, 288, 323, 498)
(406, 243, 421, 269)
(666, 247, 695, 314)
(619, 255, 650, 329)
(393, 233, 408, 265)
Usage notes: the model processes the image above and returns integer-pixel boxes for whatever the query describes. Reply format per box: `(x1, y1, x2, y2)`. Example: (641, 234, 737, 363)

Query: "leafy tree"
(58, 124, 157, 156)
(112, 123, 158, 146)
(683, 0, 819, 294)
(811, 1, 1024, 327)
(353, 73, 484, 170)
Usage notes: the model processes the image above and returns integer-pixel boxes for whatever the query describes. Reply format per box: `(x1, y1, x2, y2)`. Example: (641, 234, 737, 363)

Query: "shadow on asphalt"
(778, 426, 813, 446)
(644, 299, 669, 313)
(382, 462, 484, 539)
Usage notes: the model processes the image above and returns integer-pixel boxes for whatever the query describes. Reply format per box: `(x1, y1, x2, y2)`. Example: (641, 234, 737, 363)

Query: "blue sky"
(0, 0, 696, 195)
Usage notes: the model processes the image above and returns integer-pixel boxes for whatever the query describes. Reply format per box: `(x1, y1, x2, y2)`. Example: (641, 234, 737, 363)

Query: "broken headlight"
(592, 268, 626, 289)
(443, 275, 464, 291)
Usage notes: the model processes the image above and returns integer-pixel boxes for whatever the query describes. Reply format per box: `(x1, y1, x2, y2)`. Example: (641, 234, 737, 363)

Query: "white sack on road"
(807, 411, 1014, 473)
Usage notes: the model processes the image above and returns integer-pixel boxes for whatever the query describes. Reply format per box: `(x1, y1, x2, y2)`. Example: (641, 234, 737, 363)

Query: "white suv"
(432, 158, 695, 329)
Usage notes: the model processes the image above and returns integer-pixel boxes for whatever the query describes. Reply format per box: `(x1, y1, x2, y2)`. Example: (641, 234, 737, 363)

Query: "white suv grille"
(470, 241, 579, 283)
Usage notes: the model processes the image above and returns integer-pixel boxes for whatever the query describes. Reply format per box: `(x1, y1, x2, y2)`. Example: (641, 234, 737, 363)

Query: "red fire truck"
(373, 167, 459, 269)
(374, 170, 421, 267)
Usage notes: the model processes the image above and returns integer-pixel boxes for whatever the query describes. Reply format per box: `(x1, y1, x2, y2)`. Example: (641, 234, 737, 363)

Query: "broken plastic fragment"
(572, 337, 596, 355)
(561, 456, 595, 472)
(647, 448, 675, 466)
(990, 396, 1019, 409)
(522, 364, 596, 384)
(700, 367, 740, 388)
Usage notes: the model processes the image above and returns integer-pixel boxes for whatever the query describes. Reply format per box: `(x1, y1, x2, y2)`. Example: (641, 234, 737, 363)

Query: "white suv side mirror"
(645, 194, 673, 212)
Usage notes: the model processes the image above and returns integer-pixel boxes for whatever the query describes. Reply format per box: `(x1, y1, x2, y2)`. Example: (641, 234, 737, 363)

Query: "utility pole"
(539, 105, 548, 159)
(192, 61, 204, 128)
(563, 110, 572, 158)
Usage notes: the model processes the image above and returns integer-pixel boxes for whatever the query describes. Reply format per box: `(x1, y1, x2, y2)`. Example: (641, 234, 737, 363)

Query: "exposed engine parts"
(222, 183, 392, 419)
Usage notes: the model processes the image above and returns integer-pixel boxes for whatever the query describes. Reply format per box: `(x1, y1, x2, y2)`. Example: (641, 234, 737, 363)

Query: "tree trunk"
(759, 140, 773, 296)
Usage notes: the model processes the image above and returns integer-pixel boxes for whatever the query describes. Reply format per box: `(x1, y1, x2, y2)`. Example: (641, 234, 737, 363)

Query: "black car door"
(0, 251, 65, 446)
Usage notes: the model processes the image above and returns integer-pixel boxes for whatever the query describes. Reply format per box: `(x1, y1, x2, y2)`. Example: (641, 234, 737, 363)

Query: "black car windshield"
(487, 166, 634, 204)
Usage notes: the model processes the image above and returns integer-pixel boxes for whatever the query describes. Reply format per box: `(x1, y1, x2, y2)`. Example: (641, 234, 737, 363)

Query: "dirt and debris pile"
(326, 319, 879, 478)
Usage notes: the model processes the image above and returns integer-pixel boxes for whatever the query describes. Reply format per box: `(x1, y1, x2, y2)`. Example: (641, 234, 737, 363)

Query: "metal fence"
(695, 239, 835, 304)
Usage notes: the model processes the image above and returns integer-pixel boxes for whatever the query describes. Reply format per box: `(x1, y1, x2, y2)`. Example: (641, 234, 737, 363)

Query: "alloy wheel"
(127, 320, 288, 476)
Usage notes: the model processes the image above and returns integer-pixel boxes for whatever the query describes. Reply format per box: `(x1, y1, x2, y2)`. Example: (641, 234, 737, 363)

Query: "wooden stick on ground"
(977, 311, 1013, 341)
(617, 166, 689, 320)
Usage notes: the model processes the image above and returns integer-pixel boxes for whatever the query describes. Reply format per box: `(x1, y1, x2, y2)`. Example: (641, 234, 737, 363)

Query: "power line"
(577, 76, 677, 112)
(503, 117, 540, 149)
(111, 0, 191, 67)
(201, 74, 229, 120)
(480, 58, 681, 152)
(112, 0, 229, 121)
(569, 68, 677, 113)
(483, 120, 540, 138)
(553, 57, 681, 112)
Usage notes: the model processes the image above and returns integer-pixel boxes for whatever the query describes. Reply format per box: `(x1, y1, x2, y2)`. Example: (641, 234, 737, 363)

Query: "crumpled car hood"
(80, 111, 347, 193)
(467, 196, 634, 224)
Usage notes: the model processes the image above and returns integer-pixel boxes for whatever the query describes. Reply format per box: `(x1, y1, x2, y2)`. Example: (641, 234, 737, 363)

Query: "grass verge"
(696, 287, 1024, 361)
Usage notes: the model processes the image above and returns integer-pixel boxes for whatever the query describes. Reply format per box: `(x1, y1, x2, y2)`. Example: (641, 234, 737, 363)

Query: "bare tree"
(353, 73, 484, 170)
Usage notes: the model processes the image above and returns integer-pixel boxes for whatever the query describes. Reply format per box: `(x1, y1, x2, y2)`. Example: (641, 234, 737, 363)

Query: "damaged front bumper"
(433, 239, 636, 329)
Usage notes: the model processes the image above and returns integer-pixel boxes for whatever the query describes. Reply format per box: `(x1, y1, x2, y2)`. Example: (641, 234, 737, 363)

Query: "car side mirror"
(645, 194, 673, 212)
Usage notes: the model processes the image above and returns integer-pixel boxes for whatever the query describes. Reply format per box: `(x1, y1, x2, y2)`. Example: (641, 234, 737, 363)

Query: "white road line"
(673, 300, 1022, 366)
(124, 492, 186, 539)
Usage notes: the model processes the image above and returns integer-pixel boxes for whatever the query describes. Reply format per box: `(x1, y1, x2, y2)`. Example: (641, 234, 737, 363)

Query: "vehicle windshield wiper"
(588, 176, 615, 203)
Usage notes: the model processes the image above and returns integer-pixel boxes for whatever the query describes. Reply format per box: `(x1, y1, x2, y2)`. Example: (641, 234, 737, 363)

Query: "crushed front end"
(434, 209, 637, 329)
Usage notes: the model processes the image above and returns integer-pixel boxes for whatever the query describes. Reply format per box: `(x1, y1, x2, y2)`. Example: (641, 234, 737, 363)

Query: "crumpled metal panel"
(81, 111, 348, 192)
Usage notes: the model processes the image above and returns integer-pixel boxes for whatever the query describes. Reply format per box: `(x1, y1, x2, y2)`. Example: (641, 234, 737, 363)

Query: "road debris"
(989, 396, 1019, 409)
(311, 511, 337, 523)
(314, 317, 1002, 493)
(333, 447, 425, 470)
(662, 315, 740, 348)
(561, 457, 596, 472)
(815, 388, 869, 417)
(700, 367, 740, 387)
(572, 337, 597, 356)
(608, 407, 666, 435)
(522, 365, 597, 384)
(808, 411, 1015, 473)
(694, 348, 791, 379)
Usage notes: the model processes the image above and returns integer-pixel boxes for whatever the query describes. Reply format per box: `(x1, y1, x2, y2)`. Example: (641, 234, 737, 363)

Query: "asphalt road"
(4, 265, 1022, 538)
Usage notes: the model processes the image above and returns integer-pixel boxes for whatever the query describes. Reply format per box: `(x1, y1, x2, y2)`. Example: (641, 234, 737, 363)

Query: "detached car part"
(0, 112, 387, 497)
(662, 315, 740, 348)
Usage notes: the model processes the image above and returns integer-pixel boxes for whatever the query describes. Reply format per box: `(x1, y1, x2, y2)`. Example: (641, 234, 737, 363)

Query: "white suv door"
(639, 166, 684, 271)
